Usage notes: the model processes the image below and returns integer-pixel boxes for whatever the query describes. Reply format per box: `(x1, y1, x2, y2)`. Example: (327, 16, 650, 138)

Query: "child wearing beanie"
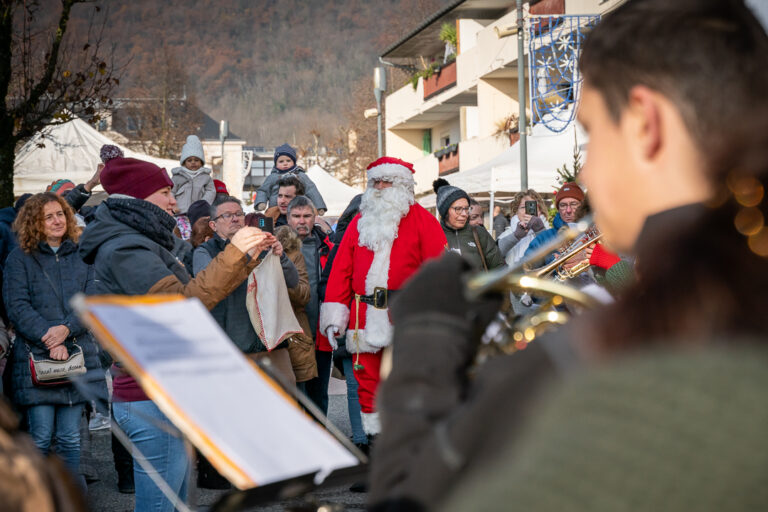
(171, 135, 216, 214)
(253, 143, 327, 214)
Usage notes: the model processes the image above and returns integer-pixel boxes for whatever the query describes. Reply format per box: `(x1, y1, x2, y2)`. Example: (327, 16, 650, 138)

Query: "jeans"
(113, 400, 189, 512)
(342, 357, 367, 444)
(27, 403, 85, 476)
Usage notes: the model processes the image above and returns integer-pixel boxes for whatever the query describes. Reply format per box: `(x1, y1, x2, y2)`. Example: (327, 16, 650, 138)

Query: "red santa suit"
(320, 157, 446, 435)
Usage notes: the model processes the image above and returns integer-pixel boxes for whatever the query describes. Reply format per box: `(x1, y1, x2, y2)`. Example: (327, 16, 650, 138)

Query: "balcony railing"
(423, 60, 457, 100)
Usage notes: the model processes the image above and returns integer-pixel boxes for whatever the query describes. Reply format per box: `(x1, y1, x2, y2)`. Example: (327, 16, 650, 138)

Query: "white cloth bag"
(245, 252, 304, 350)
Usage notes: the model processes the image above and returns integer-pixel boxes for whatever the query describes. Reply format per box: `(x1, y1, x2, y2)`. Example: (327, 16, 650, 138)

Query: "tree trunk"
(0, 133, 16, 208)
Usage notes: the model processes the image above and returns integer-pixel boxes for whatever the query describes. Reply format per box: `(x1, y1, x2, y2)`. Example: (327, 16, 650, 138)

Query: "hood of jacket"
(171, 166, 213, 182)
(79, 197, 177, 264)
(275, 225, 302, 254)
(333, 194, 363, 243)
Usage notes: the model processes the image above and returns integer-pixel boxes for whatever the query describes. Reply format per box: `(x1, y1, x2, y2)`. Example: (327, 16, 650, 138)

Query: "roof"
(381, 0, 514, 60)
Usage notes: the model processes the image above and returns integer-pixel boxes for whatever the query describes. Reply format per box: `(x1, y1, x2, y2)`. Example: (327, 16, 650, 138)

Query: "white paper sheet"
(80, 296, 358, 488)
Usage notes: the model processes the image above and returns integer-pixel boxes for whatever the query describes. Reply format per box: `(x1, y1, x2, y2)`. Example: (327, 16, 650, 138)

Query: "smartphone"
(257, 216, 274, 234)
(525, 200, 537, 216)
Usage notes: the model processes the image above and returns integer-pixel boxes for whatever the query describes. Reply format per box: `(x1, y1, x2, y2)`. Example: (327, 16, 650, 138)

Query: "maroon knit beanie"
(100, 157, 173, 200)
(555, 182, 585, 207)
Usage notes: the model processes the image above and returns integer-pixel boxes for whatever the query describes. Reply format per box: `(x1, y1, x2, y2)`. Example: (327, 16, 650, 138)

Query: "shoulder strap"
(471, 227, 489, 271)
(31, 253, 64, 308)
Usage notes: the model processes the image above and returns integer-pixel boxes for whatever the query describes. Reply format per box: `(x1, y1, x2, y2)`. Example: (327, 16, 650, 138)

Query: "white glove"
(326, 327, 339, 351)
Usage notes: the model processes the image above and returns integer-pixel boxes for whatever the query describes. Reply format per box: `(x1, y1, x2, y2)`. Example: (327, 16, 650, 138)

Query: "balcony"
(423, 60, 457, 100)
(435, 143, 459, 175)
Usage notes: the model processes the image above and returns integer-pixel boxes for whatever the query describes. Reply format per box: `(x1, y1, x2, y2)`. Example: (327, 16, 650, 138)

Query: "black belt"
(356, 287, 398, 309)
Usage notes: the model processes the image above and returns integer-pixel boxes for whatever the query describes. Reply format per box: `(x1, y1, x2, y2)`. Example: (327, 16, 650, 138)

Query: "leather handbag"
(28, 343, 86, 386)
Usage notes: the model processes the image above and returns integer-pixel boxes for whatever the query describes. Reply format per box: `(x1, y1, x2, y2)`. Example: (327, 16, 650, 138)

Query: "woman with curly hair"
(2, 192, 107, 484)
(497, 189, 550, 266)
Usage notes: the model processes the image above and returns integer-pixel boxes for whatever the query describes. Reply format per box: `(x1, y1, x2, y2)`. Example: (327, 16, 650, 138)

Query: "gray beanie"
(434, 178, 470, 219)
(180, 135, 205, 166)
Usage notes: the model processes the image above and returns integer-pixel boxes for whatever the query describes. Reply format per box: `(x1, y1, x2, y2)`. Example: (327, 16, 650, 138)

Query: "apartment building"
(381, 0, 625, 196)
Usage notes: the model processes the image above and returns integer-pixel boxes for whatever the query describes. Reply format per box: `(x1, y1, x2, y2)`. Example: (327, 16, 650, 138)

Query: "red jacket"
(319, 204, 447, 353)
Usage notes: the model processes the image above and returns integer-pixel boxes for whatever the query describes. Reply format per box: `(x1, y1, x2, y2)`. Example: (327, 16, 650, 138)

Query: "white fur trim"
(361, 411, 381, 435)
(319, 302, 349, 337)
(365, 307, 393, 348)
(345, 330, 382, 354)
(367, 163, 414, 183)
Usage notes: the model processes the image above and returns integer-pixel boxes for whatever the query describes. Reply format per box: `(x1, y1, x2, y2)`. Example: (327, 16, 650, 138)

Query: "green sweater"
(445, 345, 768, 512)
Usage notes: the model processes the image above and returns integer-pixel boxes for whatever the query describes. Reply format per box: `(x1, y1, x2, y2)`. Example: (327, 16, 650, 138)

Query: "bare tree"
(121, 46, 202, 160)
(0, 0, 119, 207)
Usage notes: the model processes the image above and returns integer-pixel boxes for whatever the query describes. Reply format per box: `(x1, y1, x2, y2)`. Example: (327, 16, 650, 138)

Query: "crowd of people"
(2, 1, 766, 510)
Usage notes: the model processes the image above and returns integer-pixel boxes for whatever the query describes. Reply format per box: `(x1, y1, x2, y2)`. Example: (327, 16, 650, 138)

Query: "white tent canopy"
(14, 117, 179, 196)
(306, 164, 362, 217)
(419, 122, 586, 208)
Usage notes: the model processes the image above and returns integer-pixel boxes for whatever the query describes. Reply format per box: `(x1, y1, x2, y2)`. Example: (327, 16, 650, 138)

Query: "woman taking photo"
(2, 192, 107, 483)
(433, 179, 503, 271)
(497, 189, 550, 266)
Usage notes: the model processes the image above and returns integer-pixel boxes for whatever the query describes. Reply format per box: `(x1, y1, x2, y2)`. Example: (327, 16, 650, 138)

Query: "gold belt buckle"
(373, 287, 388, 309)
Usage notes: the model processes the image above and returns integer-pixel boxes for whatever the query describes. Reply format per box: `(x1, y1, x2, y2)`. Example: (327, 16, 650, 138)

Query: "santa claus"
(320, 156, 447, 436)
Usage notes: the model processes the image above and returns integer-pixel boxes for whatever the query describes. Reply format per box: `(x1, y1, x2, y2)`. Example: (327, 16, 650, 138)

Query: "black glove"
(390, 252, 503, 338)
(528, 215, 545, 233)
(513, 222, 529, 240)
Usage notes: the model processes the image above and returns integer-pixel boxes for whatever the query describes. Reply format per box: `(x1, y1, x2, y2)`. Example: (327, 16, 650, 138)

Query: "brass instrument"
(466, 218, 602, 358)
(529, 228, 603, 281)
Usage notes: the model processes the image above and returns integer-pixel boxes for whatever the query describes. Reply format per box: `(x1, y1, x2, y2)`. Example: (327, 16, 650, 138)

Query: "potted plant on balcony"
(434, 143, 458, 160)
(439, 22, 457, 61)
(408, 22, 459, 91)
(493, 114, 520, 146)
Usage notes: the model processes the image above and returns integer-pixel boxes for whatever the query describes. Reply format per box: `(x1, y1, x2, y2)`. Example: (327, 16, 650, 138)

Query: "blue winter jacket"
(2, 240, 107, 406)
(523, 213, 568, 265)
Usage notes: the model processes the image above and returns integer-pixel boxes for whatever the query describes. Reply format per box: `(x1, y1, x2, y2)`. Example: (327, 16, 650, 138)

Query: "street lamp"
(219, 120, 228, 179)
(373, 66, 386, 158)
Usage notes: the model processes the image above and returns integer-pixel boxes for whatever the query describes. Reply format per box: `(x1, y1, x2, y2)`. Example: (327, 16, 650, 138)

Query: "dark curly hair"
(13, 192, 79, 253)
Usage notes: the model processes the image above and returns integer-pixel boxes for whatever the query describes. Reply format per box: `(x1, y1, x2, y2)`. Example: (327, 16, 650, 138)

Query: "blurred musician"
(368, 1, 768, 511)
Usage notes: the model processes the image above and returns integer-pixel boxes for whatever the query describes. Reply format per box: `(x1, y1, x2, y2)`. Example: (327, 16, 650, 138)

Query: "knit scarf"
(105, 197, 177, 252)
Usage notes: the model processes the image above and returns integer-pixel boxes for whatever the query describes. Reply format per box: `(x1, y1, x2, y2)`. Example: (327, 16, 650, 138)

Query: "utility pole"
(517, 0, 529, 190)
(219, 120, 228, 180)
(374, 66, 387, 158)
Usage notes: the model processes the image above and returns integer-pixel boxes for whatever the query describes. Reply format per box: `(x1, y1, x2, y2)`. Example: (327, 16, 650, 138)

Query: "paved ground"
(84, 377, 367, 511)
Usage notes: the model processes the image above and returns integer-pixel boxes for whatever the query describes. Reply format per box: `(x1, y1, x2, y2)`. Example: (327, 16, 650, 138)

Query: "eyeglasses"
(214, 211, 245, 221)
(558, 201, 581, 211)
(451, 206, 470, 214)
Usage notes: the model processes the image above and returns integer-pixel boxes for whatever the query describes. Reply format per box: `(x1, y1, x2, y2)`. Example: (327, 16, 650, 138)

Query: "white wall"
(412, 153, 439, 194)
(386, 128, 425, 164)
(461, 106, 479, 141)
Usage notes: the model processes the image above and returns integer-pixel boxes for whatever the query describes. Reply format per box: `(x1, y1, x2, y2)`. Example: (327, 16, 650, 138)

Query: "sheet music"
(77, 295, 358, 488)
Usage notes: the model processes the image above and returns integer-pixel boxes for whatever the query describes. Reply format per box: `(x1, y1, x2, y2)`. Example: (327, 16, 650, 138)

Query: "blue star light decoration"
(528, 15, 601, 133)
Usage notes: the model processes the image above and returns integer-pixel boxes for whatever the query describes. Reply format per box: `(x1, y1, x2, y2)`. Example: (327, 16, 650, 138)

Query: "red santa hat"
(366, 156, 415, 183)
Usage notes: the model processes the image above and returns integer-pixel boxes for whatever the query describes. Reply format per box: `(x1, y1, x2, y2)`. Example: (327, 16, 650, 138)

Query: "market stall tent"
(305, 164, 362, 217)
(14, 117, 178, 196)
(418, 122, 586, 209)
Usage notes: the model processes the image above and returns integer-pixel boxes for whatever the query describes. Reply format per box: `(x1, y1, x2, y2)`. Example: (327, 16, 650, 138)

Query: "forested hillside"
(73, 0, 445, 146)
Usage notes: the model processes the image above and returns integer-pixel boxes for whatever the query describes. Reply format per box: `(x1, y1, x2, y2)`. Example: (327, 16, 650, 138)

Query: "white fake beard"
(358, 184, 413, 252)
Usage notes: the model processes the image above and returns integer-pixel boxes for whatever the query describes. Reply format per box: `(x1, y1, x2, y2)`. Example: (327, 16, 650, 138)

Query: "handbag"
(28, 343, 86, 386)
(26, 251, 87, 386)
